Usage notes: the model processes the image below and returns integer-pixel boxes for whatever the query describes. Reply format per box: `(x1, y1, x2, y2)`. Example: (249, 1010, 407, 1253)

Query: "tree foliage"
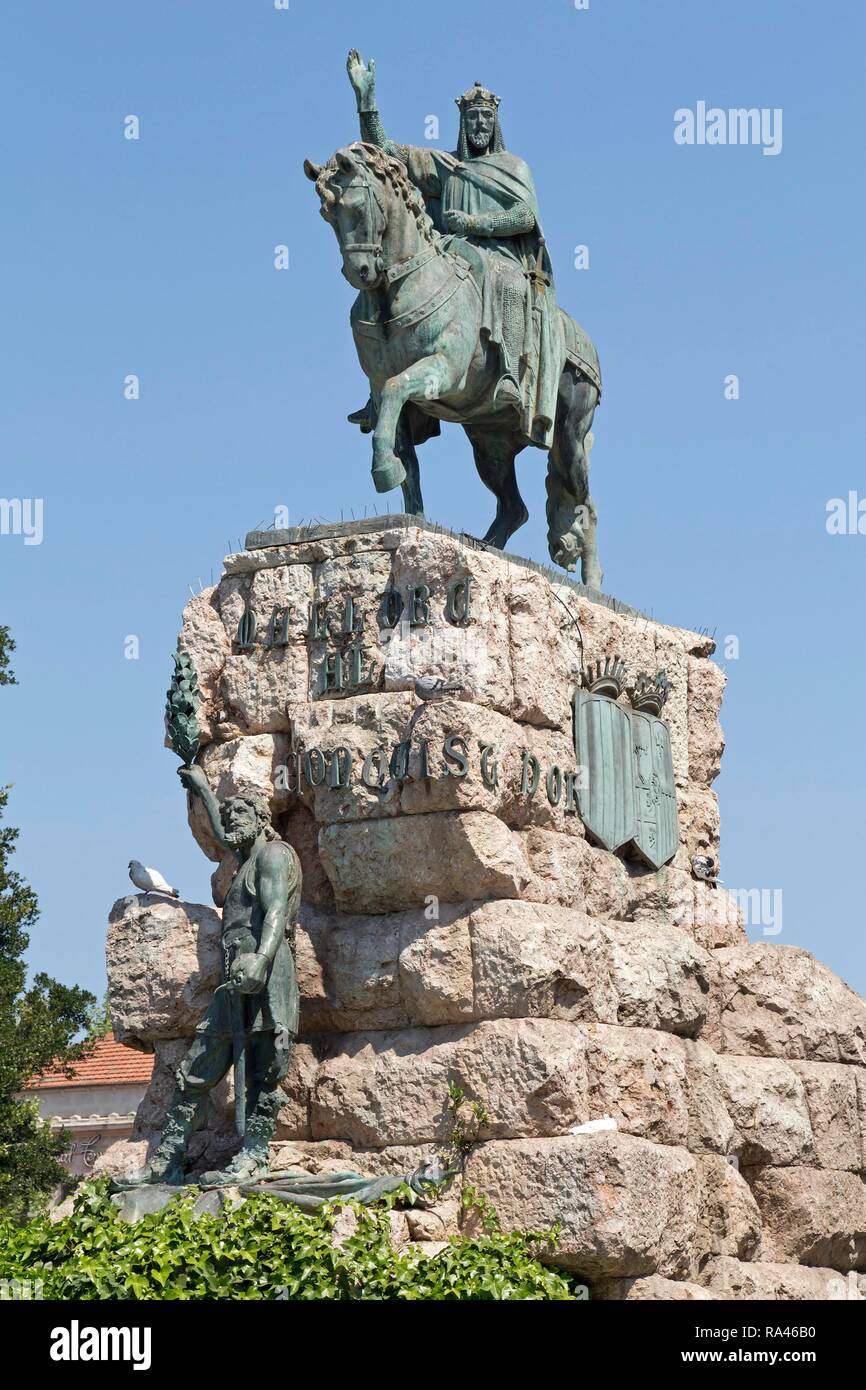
(85, 990, 112, 1042)
(0, 625, 95, 1218)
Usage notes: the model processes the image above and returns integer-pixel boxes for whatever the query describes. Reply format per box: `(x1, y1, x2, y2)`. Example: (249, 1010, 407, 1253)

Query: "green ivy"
(0, 1180, 581, 1301)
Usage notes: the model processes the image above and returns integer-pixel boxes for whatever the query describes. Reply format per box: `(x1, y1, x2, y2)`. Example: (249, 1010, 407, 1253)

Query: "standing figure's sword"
(211, 981, 246, 1137)
(230, 984, 246, 1138)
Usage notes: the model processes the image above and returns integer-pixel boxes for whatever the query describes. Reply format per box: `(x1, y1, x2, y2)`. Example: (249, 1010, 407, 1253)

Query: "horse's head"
(305, 143, 437, 292)
(304, 145, 388, 290)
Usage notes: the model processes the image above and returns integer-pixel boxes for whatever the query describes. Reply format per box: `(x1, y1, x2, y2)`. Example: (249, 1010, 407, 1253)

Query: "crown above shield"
(455, 80, 501, 110)
(583, 655, 627, 700)
(631, 669, 671, 717)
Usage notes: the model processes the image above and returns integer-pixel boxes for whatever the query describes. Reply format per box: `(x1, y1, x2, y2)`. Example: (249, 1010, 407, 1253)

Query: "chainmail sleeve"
(359, 109, 410, 164)
(476, 201, 536, 235)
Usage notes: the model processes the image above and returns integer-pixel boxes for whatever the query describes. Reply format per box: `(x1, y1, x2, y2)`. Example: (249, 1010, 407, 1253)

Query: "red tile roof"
(27, 1034, 154, 1090)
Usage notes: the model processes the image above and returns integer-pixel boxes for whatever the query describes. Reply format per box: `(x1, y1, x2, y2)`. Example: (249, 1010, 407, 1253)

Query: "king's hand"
(444, 210, 473, 235)
(347, 49, 376, 112)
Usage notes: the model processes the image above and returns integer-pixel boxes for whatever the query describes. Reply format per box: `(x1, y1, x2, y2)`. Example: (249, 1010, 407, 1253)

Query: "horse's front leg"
(371, 354, 450, 493)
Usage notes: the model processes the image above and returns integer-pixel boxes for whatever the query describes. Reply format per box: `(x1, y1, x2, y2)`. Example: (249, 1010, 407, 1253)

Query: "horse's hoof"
(549, 539, 577, 572)
(371, 452, 407, 492)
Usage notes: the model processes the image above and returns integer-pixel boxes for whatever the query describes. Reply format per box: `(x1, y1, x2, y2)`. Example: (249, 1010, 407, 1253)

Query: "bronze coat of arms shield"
(630, 708, 678, 869)
(574, 690, 637, 852)
(573, 691, 679, 867)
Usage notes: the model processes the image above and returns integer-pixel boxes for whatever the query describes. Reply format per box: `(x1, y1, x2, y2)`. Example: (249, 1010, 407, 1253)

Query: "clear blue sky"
(2, 1, 864, 1000)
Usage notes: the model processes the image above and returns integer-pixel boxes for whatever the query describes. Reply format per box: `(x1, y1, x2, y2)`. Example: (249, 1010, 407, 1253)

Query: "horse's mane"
(315, 143, 438, 247)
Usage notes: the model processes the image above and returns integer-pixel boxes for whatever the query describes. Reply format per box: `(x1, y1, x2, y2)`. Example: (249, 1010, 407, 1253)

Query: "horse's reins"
(341, 169, 460, 288)
(340, 176, 387, 268)
(341, 165, 480, 336)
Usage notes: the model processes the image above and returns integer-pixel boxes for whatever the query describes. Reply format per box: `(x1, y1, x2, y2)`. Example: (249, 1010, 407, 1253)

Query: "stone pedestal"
(103, 519, 866, 1300)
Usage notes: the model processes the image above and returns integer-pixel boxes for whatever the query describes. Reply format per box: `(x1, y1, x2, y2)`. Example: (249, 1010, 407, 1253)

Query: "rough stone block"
(693, 1153, 762, 1265)
(107, 896, 222, 1045)
(297, 903, 474, 1033)
(602, 917, 711, 1034)
(319, 811, 532, 913)
(714, 1055, 813, 1167)
(624, 868, 746, 950)
(275, 1041, 319, 1140)
(217, 563, 313, 727)
(286, 694, 583, 836)
(474, 900, 709, 1031)
(683, 1040, 737, 1155)
(463, 1133, 699, 1279)
(707, 944, 866, 1065)
(700, 1256, 854, 1301)
(584, 1024, 690, 1147)
(686, 656, 726, 787)
(508, 570, 579, 730)
(382, 533, 515, 717)
(746, 1166, 866, 1270)
(296, 900, 713, 1039)
(790, 1061, 862, 1172)
(593, 1275, 714, 1301)
(90, 1139, 150, 1182)
(520, 829, 630, 917)
(309, 1018, 589, 1148)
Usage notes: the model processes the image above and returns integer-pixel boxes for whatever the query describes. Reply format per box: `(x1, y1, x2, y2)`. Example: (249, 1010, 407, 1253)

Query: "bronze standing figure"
(117, 766, 300, 1188)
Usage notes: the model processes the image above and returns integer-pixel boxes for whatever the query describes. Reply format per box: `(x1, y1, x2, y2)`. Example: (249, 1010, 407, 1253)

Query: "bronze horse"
(305, 143, 603, 585)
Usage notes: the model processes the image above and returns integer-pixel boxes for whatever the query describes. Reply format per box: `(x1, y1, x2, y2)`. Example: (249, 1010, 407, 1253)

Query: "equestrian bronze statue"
(304, 51, 604, 586)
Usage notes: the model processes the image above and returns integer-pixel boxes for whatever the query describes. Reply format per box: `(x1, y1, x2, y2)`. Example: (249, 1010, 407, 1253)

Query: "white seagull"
(569, 1116, 618, 1136)
(128, 860, 179, 898)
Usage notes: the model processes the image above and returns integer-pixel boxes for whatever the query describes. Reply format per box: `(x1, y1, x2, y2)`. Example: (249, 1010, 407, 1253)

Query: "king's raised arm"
(346, 49, 412, 163)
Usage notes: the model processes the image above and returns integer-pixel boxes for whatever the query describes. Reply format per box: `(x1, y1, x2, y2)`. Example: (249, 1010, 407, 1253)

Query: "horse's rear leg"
(464, 425, 528, 551)
(547, 370, 602, 587)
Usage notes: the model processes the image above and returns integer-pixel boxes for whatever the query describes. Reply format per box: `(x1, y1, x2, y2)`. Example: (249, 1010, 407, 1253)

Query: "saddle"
(444, 234, 602, 403)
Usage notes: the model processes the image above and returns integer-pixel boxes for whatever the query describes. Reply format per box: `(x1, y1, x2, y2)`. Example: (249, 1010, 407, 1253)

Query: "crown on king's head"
(455, 80, 501, 110)
(631, 669, 671, 717)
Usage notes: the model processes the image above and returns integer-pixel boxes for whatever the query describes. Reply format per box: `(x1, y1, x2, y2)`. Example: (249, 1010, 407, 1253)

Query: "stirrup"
(493, 375, 521, 409)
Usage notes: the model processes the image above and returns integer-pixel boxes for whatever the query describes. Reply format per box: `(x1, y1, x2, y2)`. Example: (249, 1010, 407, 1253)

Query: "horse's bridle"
(340, 174, 386, 265)
(338, 165, 442, 285)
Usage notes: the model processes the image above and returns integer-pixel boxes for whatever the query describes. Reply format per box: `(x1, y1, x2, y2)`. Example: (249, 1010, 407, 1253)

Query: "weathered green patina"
(574, 660, 679, 869)
(243, 1161, 452, 1213)
(165, 652, 202, 768)
(117, 654, 461, 1202)
(303, 52, 603, 585)
(116, 757, 301, 1189)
